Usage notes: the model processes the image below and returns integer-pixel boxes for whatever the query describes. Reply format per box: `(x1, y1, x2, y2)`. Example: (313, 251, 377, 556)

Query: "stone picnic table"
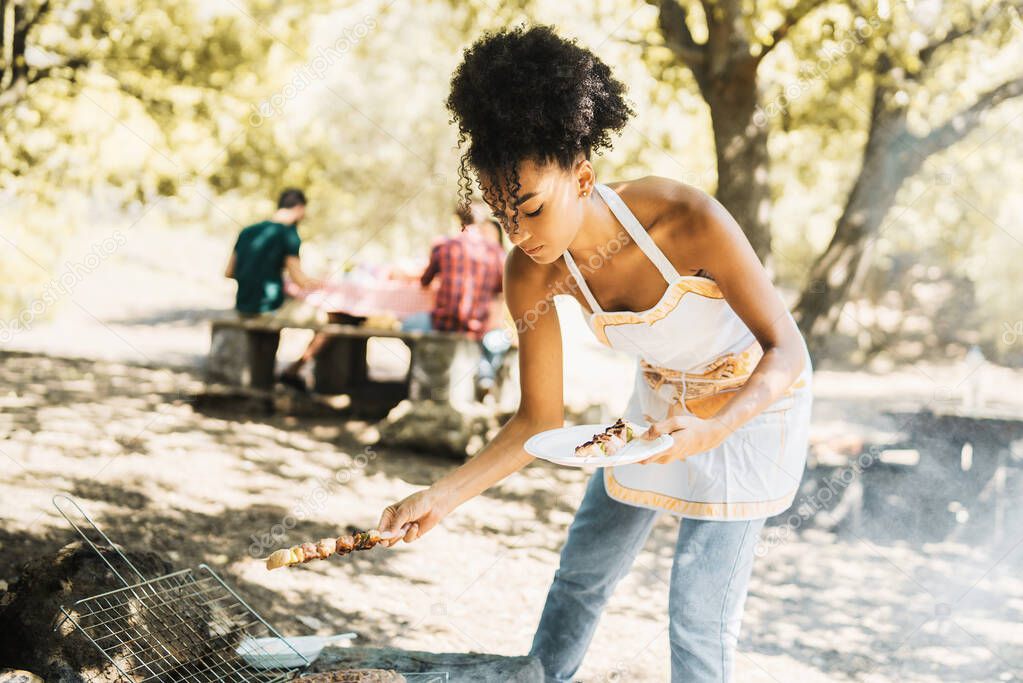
(206, 316, 519, 456)
(285, 277, 435, 320)
(208, 317, 505, 404)
(209, 272, 518, 456)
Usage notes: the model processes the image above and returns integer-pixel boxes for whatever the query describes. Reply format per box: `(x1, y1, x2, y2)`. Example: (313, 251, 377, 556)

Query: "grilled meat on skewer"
(266, 530, 383, 570)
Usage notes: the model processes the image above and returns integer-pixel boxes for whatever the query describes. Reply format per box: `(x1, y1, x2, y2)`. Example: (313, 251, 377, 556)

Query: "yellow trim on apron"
(563, 182, 813, 521)
(591, 276, 724, 347)
(604, 467, 798, 519)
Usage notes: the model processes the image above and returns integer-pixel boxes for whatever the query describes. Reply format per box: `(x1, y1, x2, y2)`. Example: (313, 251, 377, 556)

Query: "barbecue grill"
(52, 494, 310, 682)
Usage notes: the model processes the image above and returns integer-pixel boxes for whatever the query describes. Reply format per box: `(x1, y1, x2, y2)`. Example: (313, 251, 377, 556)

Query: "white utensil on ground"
(237, 632, 358, 669)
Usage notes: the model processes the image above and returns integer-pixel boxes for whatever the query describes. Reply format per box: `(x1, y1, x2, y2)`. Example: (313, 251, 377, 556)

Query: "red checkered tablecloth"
(286, 279, 435, 318)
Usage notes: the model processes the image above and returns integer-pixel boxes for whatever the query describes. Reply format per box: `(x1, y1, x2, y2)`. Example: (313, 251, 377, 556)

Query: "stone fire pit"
(0, 542, 174, 682)
(0, 542, 543, 683)
(309, 646, 543, 682)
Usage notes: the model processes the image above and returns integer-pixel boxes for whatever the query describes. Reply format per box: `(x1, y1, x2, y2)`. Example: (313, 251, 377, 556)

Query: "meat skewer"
(265, 525, 410, 570)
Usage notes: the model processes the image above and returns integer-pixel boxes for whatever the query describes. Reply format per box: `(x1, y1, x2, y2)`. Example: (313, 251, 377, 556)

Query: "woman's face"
(481, 157, 593, 265)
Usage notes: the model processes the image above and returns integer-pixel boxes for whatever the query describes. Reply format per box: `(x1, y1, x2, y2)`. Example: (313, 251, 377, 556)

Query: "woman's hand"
(636, 403, 732, 465)
(377, 486, 453, 547)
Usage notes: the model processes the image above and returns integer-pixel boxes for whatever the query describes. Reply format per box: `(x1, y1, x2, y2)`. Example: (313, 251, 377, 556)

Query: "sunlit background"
(1, 1, 1022, 681)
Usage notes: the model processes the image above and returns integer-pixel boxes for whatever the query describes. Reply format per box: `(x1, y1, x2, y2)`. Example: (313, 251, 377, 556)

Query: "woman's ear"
(574, 156, 595, 197)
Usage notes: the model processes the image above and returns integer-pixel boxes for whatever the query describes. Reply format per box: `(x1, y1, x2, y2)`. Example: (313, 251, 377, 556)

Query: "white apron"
(562, 183, 814, 521)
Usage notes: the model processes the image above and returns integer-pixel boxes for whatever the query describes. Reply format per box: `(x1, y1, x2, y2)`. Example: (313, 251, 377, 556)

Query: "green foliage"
(1, 0, 281, 199)
(1, 0, 1021, 361)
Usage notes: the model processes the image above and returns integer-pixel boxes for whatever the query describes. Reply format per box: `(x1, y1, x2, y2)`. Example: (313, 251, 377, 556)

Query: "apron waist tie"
(640, 341, 764, 416)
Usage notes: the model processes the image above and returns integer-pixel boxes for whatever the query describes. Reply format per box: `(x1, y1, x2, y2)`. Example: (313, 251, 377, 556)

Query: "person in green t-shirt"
(225, 188, 326, 390)
(226, 188, 315, 313)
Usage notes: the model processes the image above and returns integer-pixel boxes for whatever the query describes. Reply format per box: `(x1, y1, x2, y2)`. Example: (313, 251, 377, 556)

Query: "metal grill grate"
(53, 495, 309, 682)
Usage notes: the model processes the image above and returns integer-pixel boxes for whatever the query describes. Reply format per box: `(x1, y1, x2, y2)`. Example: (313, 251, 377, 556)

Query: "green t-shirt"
(232, 221, 302, 314)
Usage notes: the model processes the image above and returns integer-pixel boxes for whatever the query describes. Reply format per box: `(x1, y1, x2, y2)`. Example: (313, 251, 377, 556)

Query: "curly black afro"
(446, 25, 634, 231)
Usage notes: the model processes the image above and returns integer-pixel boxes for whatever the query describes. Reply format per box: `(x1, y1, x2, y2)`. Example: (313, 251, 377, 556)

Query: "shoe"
(278, 372, 308, 392)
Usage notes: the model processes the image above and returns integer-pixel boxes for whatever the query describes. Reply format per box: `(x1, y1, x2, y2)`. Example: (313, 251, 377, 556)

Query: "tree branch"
(1, 0, 9, 88)
(26, 55, 88, 85)
(16, 0, 49, 33)
(0, 78, 26, 108)
(1, 0, 8, 57)
(758, 0, 830, 61)
(2, 1, 82, 110)
(914, 76, 1023, 159)
(648, 0, 708, 69)
(917, 1, 1016, 66)
(8, 0, 50, 84)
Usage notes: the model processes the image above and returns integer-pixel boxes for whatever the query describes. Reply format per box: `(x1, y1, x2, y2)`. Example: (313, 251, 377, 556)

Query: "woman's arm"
(377, 249, 564, 544)
(692, 192, 807, 432)
(641, 185, 807, 462)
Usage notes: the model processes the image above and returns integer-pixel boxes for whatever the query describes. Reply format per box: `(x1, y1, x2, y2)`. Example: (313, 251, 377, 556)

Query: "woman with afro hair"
(378, 25, 813, 682)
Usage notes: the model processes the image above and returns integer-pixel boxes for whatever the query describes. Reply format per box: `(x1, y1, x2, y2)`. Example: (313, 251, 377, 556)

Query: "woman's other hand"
(637, 403, 731, 465)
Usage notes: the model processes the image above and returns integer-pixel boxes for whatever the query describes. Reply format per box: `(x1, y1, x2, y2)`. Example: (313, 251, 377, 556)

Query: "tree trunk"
(793, 85, 915, 355)
(703, 56, 773, 263)
(649, 3, 1023, 363)
(791, 34, 1023, 360)
(649, 0, 778, 265)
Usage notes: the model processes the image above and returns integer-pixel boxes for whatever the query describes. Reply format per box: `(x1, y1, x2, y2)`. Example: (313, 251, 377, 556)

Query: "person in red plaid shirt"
(402, 201, 510, 395)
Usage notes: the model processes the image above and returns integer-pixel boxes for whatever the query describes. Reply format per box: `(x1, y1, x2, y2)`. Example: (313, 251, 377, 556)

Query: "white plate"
(236, 633, 357, 669)
(525, 423, 672, 467)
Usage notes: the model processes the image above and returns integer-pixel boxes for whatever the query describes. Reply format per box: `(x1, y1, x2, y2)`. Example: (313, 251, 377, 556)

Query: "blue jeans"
(529, 470, 766, 682)
(400, 311, 434, 333)
(477, 329, 511, 383)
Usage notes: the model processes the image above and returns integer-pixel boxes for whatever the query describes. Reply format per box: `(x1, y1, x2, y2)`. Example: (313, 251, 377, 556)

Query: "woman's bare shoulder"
(606, 175, 710, 228)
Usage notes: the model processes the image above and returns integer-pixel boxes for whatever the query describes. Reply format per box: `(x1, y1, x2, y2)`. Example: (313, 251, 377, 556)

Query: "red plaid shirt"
(421, 230, 505, 340)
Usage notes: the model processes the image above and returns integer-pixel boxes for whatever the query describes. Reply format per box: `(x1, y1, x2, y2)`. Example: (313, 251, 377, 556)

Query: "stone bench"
(208, 318, 519, 427)
(208, 318, 487, 398)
